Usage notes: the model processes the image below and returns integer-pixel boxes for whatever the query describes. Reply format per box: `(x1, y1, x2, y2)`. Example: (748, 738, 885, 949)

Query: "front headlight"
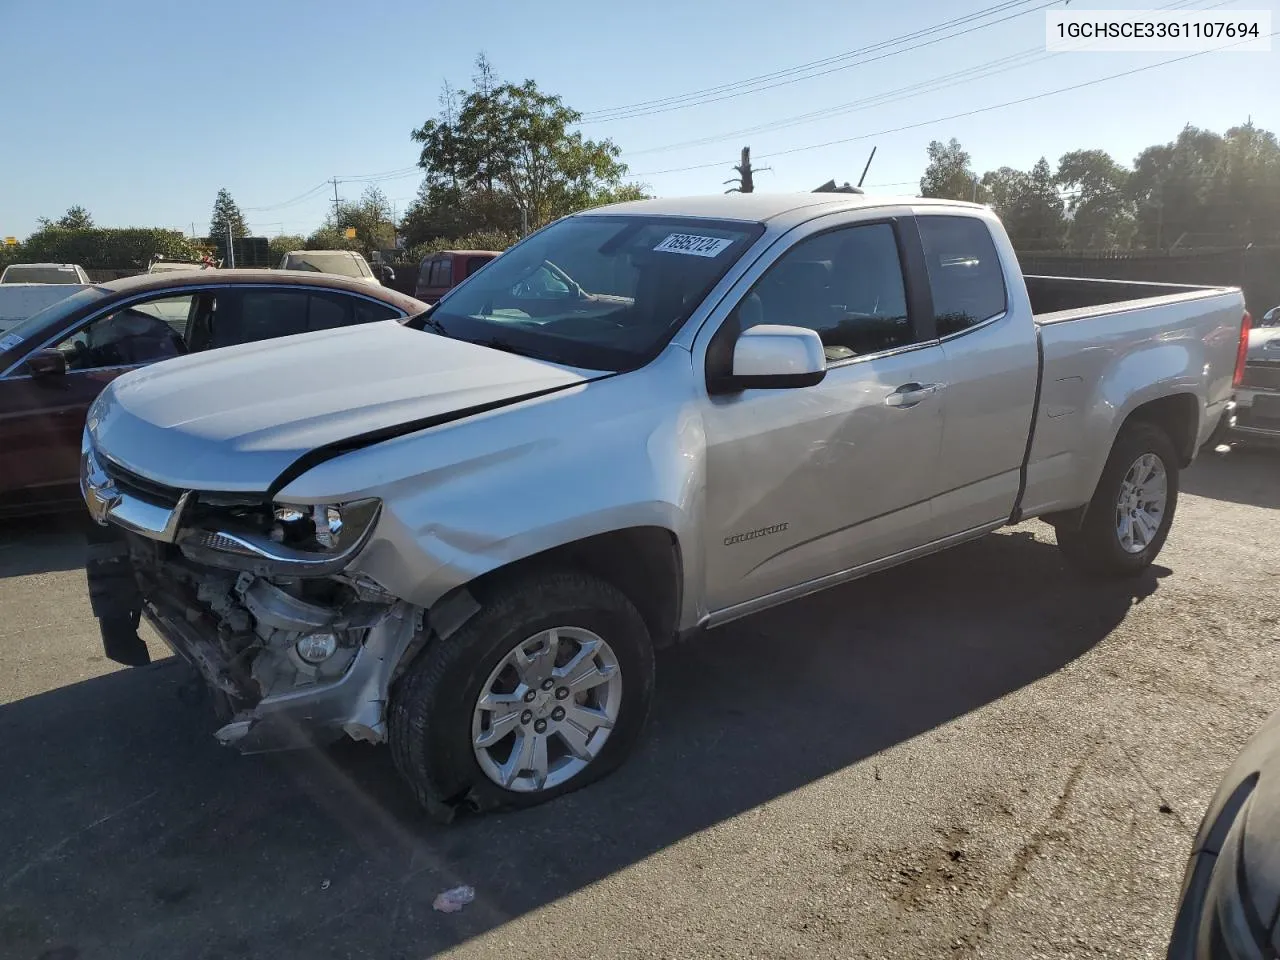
(179, 497, 382, 578)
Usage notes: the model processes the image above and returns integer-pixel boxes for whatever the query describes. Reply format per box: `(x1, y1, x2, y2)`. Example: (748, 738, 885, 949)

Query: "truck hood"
(90, 321, 596, 492)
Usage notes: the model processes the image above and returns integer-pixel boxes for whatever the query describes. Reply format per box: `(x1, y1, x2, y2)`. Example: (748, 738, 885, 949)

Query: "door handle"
(884, 382, 940, 408)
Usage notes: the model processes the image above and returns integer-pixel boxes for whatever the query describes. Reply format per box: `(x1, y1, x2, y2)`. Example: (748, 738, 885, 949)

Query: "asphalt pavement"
(0, 448, 1277, 960)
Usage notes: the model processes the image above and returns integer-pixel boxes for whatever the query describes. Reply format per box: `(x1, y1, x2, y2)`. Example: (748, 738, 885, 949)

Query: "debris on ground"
(432, 885, 476, 913)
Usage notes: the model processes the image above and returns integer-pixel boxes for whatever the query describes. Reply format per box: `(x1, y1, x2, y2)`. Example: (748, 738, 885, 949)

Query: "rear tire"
(389, 570, 655, 821)
(1056, 421, 1180, 579)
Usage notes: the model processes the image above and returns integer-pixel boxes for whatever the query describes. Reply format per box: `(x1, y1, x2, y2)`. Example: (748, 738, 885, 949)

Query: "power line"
(243, 181, 330, 212)
(627, 32, 1276, 179)
(581, 0, 1057, 122)
(621, 0, 1230, 158)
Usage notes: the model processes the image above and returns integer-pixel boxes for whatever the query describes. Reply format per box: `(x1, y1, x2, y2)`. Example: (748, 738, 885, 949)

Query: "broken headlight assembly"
(178, 497, 382, 578)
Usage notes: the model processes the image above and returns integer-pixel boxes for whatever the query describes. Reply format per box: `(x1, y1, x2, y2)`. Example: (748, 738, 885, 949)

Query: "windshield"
(283, 252, 363, 277)
(422, 215, 763, 371)
(1, 264, 82, 283)
(0, 285, 107, 363)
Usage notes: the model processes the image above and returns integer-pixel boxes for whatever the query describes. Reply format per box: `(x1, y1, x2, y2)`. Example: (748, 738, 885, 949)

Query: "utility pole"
(724, 146, 767, 194)
(331, 178, 341, 218)
(224, 220, 236, 268)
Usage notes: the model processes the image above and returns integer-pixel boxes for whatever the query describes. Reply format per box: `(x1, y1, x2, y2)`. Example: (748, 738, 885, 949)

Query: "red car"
(413, 249, 500, 303)
(0, 270, 426, 517)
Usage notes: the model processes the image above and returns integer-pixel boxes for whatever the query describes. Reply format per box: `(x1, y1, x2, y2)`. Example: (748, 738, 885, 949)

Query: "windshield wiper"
(409, 308, 450, 337)
(465, 337, 528, 357)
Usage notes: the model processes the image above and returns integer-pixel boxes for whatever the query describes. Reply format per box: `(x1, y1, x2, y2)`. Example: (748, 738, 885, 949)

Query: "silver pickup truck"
(80, 193, 1249, 817)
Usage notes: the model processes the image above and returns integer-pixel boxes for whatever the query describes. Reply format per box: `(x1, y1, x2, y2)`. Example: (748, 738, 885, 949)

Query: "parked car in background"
(147, 257, 216, 275)
(0, 262, 91, 284)
(0, 270, 425, 516)
(1165, 706, 1280, 959)
(414, 249, 499, 302)
(0, 282, 90, 334)
(278, 249, 380, 285)
(79, 193, 1246, 816)
(1259, 304, 1279, 327)
(1228, 316, 1280, 445)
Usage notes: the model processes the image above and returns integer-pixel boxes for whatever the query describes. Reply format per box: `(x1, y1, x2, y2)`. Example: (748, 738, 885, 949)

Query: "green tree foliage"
(18, 227, 202, 268)
(267, 234, 307, 263)
(944, 120, 1280, 252)
(209, 187, 248, 239)
(305, 186, 396, 257)
(980, 158, 1065, 249)
(1055, 149, 1134, 249)
(403, 229, 521, 265)
(920, 138, 977, 201)
(407, 55, 646, 241)
(36, 205, 95, 230)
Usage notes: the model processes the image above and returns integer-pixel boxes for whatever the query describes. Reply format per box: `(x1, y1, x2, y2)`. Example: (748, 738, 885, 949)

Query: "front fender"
(275, 347, 708, 619)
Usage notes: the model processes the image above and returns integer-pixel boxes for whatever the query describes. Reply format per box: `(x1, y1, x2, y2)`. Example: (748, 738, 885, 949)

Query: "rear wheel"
(1057, 421, 1180, 578)
(389, 570, 655, 820)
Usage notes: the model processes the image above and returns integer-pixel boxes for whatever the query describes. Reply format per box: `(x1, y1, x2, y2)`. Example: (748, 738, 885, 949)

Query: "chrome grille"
(100, 457, 183, 508)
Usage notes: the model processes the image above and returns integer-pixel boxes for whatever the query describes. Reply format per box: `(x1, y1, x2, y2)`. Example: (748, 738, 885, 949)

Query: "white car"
(147, 260, 215, 275)
(278, 250, 380, 286)
(0, 262, 90, 284)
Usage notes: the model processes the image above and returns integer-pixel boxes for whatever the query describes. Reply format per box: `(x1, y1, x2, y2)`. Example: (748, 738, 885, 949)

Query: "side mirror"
(27, 348, 68, 379)
(713, 324, 827, 393)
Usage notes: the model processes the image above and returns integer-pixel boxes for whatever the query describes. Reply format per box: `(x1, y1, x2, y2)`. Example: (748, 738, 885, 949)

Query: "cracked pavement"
(0, 447, 1277, 959)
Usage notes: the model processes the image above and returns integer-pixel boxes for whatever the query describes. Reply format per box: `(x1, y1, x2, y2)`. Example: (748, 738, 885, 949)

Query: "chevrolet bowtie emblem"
(81, 449, 120, 525)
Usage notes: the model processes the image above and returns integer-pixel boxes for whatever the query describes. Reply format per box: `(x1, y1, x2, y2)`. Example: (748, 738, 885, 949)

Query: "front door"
(0, 293, 194, 508)
(698, 217, 947, 614)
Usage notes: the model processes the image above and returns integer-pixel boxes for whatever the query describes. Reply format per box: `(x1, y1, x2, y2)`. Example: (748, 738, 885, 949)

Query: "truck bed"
(1025, 274, 1237, 322)
(1019, 274, 1244, 520)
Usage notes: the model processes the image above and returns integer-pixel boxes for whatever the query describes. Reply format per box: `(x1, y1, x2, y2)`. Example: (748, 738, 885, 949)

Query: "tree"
(979, 159, 1065, 249)
(1129, 125, 1225, 249)
(35, 205, 94, 230)
(306, 185, 396, 257)
(209, 188, 248, 239)
(1055, 149, 1134, 249)
(920, 138, 977, 201)
(268, 234, 307, 263)
(410, 55, 638, 233)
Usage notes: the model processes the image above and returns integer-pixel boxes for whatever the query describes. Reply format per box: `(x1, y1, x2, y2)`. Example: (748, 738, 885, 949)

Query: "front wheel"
(1057, 421, 1180, 578)
(389, 570, 655, 819)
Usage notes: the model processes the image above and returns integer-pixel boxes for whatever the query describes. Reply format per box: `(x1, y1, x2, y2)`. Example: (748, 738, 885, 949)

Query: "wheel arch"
(423, 526, 684, 653)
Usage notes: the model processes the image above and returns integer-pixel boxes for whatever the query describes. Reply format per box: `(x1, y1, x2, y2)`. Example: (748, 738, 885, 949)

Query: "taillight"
(1233, 311, 1252, 387)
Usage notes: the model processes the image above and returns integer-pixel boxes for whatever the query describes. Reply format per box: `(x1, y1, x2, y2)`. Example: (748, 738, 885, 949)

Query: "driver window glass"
(729, 222, 911, 362)
(53, 298, 188, 370)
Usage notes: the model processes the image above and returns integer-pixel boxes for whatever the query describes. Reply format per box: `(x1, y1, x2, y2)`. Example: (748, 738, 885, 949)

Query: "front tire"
(1057, 421, 1180, 578)
(389, 570, 655, 820)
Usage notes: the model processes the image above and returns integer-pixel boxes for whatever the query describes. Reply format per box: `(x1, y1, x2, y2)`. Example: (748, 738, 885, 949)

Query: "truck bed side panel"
(1020, 291, 1241, 517)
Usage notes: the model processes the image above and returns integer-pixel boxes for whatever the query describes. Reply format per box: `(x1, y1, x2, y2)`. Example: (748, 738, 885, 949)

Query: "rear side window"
(917, 216, 1007, 337)
(429, 258, 452, 287)
(353, 298, 402, 324)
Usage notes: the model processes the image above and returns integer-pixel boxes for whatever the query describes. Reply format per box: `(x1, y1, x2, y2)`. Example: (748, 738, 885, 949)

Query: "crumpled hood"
(89, 320, 593, 492)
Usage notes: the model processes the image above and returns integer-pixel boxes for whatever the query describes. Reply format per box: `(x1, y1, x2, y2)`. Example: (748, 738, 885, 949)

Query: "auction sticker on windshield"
(654, 234, 734, 257)
(0, 334, 23, 351)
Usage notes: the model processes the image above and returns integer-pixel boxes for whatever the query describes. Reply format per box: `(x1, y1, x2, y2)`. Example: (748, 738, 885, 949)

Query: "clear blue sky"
(0, 0, 1274, 240)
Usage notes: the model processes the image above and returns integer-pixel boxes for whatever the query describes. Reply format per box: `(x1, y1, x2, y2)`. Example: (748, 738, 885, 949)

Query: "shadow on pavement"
(1183, 446, 1280, 510)
(0, 529, 1165, 960)
(0, 512, 90, 579)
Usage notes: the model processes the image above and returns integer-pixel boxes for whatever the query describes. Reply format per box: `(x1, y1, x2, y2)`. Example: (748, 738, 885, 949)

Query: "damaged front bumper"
(143, 589, 421, 753)
(81, 435, 425, 753)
